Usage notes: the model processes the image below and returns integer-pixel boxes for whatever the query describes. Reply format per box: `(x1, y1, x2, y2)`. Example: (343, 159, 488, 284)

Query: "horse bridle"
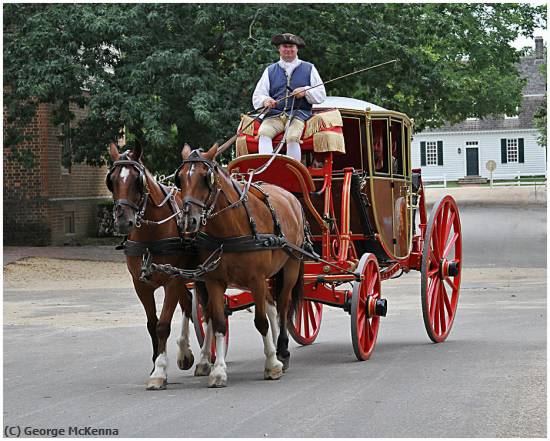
(105, 152, 149, 224)
(174, 150, 227, 226)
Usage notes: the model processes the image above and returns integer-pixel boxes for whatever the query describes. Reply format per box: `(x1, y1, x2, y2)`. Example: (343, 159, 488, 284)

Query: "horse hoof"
(208, 370, 227, 388)
(277, 355, 290, 372)
(194, 362, 211, 377)
(146, 377, 167, 390)
(177, 352, 194, 371)
(264, 366, 283, 380)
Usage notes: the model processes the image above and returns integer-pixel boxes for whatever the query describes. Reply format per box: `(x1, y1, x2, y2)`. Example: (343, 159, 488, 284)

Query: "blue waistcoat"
(267, 61, 313, 121)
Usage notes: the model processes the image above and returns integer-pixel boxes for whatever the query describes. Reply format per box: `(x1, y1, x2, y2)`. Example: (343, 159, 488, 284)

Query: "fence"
(422, 175, 447, 188)
(491, 173, 546, 187)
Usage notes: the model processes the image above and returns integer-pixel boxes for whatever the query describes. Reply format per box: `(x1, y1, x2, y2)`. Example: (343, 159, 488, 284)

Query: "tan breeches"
(257, 114, 305, 143)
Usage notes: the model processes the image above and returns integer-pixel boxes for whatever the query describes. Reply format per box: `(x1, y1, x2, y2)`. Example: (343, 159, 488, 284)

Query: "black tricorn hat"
(271, 33, 306, 48)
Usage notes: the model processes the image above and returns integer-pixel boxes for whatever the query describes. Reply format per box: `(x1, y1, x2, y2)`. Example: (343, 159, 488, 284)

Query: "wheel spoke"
(439, 283, 447, 334)
(431, 225, 441, 260)
(442, 284, 453, 319)
(433, 286, 441, 334)
(363, 318, 370, 350)
(303, 303, 310, 337)
(307, 302, 317, 330)
(429, 278, 439, 324)
(442, 212, 455, 250)
(442, 232, 458, 259)
(366, 273, 377, 296)
(444, 275, 458, 293)
(428, 267, 439, 277)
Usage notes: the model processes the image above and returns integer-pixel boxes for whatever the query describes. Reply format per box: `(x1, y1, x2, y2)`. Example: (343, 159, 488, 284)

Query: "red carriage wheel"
(191, 290, 229, 363)
(421, 195, 462, 343)
(350, 253, 385, 361)
(288, 299, 323, 345)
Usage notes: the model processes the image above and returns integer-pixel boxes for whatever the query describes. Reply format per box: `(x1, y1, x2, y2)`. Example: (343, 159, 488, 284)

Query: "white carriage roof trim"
(313, 96, 389, 112)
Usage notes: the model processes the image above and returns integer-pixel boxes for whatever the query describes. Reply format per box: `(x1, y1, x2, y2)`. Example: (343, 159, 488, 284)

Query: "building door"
(466, 148, 479, 176)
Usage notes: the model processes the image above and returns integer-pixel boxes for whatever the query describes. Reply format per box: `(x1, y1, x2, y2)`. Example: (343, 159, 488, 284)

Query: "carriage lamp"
(457, 148, 462, 154)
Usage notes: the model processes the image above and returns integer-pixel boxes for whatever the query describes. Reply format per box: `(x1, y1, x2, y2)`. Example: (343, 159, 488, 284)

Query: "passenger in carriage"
(252, 33, 326, 161)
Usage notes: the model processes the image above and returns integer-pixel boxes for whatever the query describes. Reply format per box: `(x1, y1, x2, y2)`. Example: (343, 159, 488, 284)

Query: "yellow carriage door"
(389, 118, 410, 258)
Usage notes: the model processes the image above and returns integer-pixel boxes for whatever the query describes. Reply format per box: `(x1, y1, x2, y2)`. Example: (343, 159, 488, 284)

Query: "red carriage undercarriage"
(191, 97, 462, 361)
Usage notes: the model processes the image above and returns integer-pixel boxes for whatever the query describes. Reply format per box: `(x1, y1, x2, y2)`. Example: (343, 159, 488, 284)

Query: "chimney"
(535, 36, 543, 59)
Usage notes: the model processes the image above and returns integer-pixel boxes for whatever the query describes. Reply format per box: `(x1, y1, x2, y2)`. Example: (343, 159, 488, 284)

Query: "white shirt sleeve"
(252, 67, 271, 110)
(305, 64, 326, 104)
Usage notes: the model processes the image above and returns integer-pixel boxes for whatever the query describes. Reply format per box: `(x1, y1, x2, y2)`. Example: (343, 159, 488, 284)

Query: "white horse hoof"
(194, 362, 211, 377)
(208, 369, 227, 388)
(177, 351, 194, 370)
(264, 366, 283, 380)
(146, 377, 167, 390)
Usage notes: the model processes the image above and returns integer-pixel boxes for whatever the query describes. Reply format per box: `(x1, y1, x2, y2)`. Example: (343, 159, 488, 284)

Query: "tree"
(4, 4, 546, 173)
(533, 62, 547, 148)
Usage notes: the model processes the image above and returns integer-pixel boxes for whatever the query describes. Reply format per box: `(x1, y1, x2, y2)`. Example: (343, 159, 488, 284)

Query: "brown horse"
(175, 143, 305, 387)
(107, 142, 196, 390)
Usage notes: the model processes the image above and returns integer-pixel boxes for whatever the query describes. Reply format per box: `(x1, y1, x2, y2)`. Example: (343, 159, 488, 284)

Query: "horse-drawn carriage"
(106, 95, 462, 388)
(192, 96, 462, 361)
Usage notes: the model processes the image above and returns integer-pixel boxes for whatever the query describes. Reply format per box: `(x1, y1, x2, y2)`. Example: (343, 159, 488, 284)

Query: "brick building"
(4, 102, 111, 245)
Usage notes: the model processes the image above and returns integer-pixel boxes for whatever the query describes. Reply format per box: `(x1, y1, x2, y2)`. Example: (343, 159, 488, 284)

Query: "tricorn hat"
(271, 33, 306, 48)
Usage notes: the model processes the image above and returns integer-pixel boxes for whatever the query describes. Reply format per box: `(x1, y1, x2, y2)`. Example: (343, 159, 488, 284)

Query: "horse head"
(106, 141, 148, 235)
(175, 143, 219, 234)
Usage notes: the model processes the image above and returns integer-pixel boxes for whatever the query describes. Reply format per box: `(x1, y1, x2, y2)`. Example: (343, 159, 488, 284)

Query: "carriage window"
(404, 125, 410, 176)
(390, 120, 403, 176)
(371, 119, 389, 174)
(332, 116, 364, 171)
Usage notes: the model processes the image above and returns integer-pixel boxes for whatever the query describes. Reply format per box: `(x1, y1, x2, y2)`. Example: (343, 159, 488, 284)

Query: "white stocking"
(286, 141, 302, 161)
(259, 136, 273, 154)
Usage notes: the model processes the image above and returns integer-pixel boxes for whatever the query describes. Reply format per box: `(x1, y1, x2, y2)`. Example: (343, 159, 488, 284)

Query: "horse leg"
(252, 279, 284, 380)
(206, 280, 228, 388)
(276, 259, 302, 372)
(146, 284, 180, 390)
(176, 288, 194, 371)
(266, 301, 280, 348)
(134, 282, 158, 372)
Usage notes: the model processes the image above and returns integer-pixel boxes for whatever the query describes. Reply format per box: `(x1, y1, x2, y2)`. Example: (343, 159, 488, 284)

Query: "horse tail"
(289, 258, 304, 319)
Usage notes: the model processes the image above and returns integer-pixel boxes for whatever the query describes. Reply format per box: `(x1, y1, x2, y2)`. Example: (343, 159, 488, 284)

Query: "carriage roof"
(313, 96, 412, 126)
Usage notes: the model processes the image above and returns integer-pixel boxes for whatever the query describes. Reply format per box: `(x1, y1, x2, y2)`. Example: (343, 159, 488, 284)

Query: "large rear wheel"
(421, 195, 462, 343)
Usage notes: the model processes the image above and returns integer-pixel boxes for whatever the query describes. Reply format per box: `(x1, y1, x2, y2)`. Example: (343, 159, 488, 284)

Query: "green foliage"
(4, 3, 546, 173)
(534, 62, 547, 148)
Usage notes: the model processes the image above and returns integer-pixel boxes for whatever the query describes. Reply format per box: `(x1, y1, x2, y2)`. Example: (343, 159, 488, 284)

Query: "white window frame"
(426, 141, 438, 166)
(506, 138, 519, 163)
(505, 106, 520, 119)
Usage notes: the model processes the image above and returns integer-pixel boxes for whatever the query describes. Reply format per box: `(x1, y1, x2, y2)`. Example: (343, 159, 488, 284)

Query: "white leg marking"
(208, 332, 228, 388)
(194, 319, 213, 376)
(146, 351, 169, 390)
(263, 332, 283, 380)
(176, 313, 194, 370)
(266, 302, 280, 347)
(150, 352, 168, 379)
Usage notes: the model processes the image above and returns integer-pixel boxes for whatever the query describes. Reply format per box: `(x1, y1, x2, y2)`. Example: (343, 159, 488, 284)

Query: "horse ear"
(108, 143, 120, 161)
(181, 143, 192, 160)
(133, 139, 143, 161)
(204, 143, 219, 161)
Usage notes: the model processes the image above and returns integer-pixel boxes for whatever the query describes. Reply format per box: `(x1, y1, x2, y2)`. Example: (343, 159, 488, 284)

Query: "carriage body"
(196, 96, 462, 361)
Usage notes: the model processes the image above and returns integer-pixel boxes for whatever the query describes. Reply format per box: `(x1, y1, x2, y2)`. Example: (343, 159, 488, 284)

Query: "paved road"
(3, 206, 546, 437)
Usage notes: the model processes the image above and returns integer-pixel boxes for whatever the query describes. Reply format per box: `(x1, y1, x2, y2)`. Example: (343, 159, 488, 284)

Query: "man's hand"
(292, 87, 307, 99)
(263, 98, 277, 109)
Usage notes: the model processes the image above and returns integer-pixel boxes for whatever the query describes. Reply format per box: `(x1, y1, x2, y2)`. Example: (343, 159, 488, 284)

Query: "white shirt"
(252, 57, 326, 110)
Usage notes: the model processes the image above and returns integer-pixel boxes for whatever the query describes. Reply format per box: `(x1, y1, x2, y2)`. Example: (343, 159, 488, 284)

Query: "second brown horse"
(175, 144, 305, 387)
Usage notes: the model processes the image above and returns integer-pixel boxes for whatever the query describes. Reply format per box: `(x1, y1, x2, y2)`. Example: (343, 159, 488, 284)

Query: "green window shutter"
(518, 138, 524, 163)
(437, 141, 444, 165)
(420, 141, 426, 166)
(501, 139, 507, 163)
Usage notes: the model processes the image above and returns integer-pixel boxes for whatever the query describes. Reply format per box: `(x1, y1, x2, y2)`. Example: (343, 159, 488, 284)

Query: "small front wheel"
(350, 253, 385, 361)
(288, 299, 323, 345)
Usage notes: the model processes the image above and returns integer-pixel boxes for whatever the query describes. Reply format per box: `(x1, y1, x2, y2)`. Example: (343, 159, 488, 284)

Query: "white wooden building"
(411, 37, 546, 182)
